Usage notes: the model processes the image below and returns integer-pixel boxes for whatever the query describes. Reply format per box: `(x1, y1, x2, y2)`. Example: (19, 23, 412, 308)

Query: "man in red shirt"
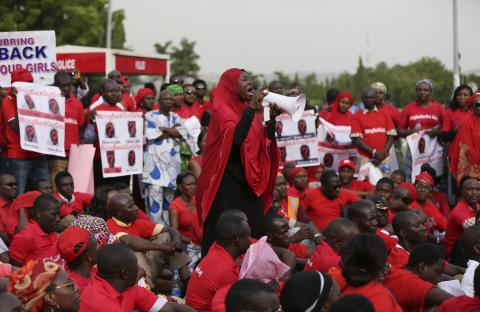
(186, 211, 251, 312)
(182, 84, 203, 120)
(80, 243, 193, 312)
(411, 172, 447, 231)
(9, 194, 61, 266)
(444, 178, 480, 257)
(304, 218, 359, 272)
(48, 71, 85, 192)
(87, 79, 129, 188)
(58, 226, 98, 293)
(193, 79, 211, 125)
(0, 173, 17, 239)
(351, 88, 396, 169)
(302, 170, 360, 230)
(53, 171, 93, 218)
(338, 159, 374, 197)
(106, 193, 190, 289)
(371, 82, 401, 127)
(2, 69, 49, 195)
(385, 243, 452, 312)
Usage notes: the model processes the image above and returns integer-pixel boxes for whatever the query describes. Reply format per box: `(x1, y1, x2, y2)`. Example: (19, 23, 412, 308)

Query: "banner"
(0, 31, 57, 87)
(406, 132, 444, 181)
(317, 118, 359, 171)
(96, 111, 143, 178)
(13, 82, 65, 157)
(276, 110, 319, 167)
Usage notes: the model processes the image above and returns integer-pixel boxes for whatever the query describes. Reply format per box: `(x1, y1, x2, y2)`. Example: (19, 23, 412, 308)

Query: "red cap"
(58, 226, 90, 263)
(10, 191, 41, 212)
(415, 172, 434, 186)
(338, 159, 355, 170)
(119, 75, 129, 86)
(398, 182, 417, 202)
(288, 167, 308, 179)
(10, 68, 33, 84)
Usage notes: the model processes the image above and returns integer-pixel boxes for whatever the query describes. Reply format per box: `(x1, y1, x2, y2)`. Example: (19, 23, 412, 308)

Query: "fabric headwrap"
(416, 79, 433, 91)
(371, 82, 387, 94)
(166, 84, 184, 95)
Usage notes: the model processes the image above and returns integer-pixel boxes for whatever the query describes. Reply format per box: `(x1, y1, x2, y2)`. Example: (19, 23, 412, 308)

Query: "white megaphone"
(262, 92, 306, 122)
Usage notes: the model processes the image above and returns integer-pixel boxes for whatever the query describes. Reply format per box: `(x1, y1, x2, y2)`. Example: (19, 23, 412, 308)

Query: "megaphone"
(262, 92, 306, 122)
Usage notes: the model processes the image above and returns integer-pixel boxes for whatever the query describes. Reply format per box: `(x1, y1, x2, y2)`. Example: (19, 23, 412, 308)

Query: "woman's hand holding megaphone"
(249, 89, 267, 111)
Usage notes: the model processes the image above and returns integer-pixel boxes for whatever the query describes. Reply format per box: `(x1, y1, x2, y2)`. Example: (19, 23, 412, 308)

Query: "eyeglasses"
(185, 91, 196, 95)
(195, 86, 206, 90)
(54, 282, 75, 291)
(172, 79, 184, 84)
(394, 192, 411, 205)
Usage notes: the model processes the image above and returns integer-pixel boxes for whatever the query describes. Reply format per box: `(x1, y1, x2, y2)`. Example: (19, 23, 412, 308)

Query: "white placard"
(407, 132, 444, 181)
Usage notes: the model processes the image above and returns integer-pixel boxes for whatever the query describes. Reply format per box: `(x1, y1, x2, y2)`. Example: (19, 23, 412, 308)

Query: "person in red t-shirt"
(351, 88, 396, 170)
(183, 84, 203, 120)
(398, 79, 446, 181)
(53, 171, 93, 219)
(287, 167, 309, 200)
(119, 75, 137, 112)
(318, 91, 354, 126)
(0, 173, 17, 240)
(385, 243, 452, 312)
(439, 265, 480, 312)
(49, 71, 85, 192)
(338, 159, 374, 197)
(302, 170, 360, 231)
(58, 226, 99, 294)
(411, 172, 447, 231)
(341, 233, 403, 312)
(441, 84, 473, 142)
(2, 69, 49, 195)
(305, 218, 359, 272)
(80, 243, 191, 312)
(444, 178, 480, 257)
(9, 194, 61, 266)
(106, 193, 190, 289)
(186, 211, 251, 312)
(371, 82, 401, 127)
(226, 279, 280, 312)
(135, 87, 157, 114)
(193, 79, 211, 126)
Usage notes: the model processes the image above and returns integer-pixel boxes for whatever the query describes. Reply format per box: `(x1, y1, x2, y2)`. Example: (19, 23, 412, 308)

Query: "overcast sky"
(113, 0, 480, 79)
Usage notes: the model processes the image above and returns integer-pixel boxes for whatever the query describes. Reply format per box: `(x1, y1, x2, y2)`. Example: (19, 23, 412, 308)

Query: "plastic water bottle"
(171, 269, 182, 297)
(381, 163, 390, 174)
(415, 122, 422, 132)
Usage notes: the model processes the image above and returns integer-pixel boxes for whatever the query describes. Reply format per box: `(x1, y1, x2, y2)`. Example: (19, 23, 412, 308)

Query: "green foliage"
(270, 57, 480, 108)
(154, 38, 200, 77)
(0, 0, 125, 48)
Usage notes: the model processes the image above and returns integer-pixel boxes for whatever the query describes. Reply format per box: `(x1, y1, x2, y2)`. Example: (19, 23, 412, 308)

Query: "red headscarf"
(8, 258, 61, 312)
(467, 93, 480, 109)
(307, 165, 323, 182)
(196, 68, 279, 224)
(415, 172, 434, 186)
(288, 167, 307, 180)
(11, 68, 33, 84)
(319, 91, 353, 126)
(135, 88, 155, 106)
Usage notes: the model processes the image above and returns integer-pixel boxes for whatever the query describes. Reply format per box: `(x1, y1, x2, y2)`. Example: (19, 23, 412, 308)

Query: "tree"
(0, 0, 126, 48)
(154, 41, 172, 54)
(169, 38, 200, 77)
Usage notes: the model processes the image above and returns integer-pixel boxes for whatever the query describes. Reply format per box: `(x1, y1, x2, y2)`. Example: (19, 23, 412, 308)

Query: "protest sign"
(13, 82, 65, 157)
(275, 110, 319, 167)
(0, 31, 56, 87)
(317, 118, 359, 171)
(96, 111, 143, 178)
(407, 131, 444, 181)
(68, 144, 95, 195)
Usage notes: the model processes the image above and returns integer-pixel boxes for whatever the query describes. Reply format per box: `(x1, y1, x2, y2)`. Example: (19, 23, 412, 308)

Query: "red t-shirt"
(304, 241, 340, 272)
(342, 281, 403, 312)
(288, 243, 308, 258)
(54, 192, 93, 217)
(444, 200, 478, 256)
(9, 220, 60, 265)
(64, 96, 85, 154)
(399, 100, 445, 130)
(432, 190, 450, 218)
(384, 268, 434, 312)
(79, 275, 161, 312)
(351, 109, 395, 158)
(387, 244, 410, 268)
(438, 295, 480, 312)
(376, 228, 398, 252)
(121, 93, 137, 112)
(169, 196, 202, 246)
(378, 102, 401, 127)
(0, 196, 14, 234)
(442, 108, 472, 132)
(302, 188, 360, 230)
(1, 95, 42, 158)
(66, 267, 97, 294)
(287, 186, 307, 200)
(106, 218, 157, 239)
(410, 200, 447, 231)
(172, 103, 201, 120)
(342, 179, 374, 194)
(186, 242, 240, 312)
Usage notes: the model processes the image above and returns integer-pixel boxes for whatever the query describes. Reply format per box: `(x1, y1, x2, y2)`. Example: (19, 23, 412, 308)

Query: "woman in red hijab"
(135, 87, 157, 113)
(196, 68, 280, 256)
(450, 93, 480, 183)
(318, 91, 354, 126)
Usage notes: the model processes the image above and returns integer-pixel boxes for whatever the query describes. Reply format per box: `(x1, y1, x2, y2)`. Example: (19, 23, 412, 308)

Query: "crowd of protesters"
(0, 65, 479, 312)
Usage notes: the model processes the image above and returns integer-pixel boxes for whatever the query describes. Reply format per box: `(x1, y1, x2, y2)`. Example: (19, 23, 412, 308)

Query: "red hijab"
(450, 116, 480, 183)
(196, 68, 279, 224)
(319, 91, 353, 126)
(135, 88, 154, 106)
